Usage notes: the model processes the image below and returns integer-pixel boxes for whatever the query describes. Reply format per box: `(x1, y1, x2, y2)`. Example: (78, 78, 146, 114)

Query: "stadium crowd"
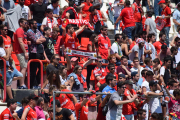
(1, 0, 180, 119)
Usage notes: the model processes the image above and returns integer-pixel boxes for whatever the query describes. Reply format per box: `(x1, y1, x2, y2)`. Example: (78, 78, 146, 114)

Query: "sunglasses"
(111, 68, 115, 70)
(33, 23, 37, 25)
(103, 29, 107, 31)
(122, 87, 126, 89)
(3, 29, 8, 31)
(55, 58, 60, 61)
(98, 61, 102, 63)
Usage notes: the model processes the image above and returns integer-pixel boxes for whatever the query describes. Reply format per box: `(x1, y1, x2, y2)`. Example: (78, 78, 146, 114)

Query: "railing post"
(0, 57, 6, 102)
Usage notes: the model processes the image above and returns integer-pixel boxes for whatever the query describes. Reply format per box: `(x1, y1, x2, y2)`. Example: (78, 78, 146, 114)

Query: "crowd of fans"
(0, 0, 180, 119)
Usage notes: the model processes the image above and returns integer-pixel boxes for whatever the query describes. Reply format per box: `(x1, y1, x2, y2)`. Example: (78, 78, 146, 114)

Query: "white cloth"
(130, 66, 144, 78)
(60, 75, 67, 85)
(21, 5, 29, 20)
(42, 17, 58, 31)
(47, 4, 60, 15)
(160, 66, 165, 76)
(129, 44, 144, 62)
(111, 42, 123, 55)
(141, 80, 150, 92)
(149, 43, 156, 60)
(113, 0, 123, 17)
(175, 47, 180, 64)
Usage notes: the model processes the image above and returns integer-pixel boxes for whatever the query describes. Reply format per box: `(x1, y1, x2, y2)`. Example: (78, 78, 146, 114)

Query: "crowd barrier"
(0, 57, 6, 102)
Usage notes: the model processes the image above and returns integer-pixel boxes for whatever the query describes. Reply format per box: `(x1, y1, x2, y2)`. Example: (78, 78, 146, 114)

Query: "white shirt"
(0, 47, 9, 66)
(113, 0, 123, 17)
(21, 5, 29, 20)
(59, 75, 67, 85)
(160, 66, 165, 76)
(47, 4, 60, 15)
(175, 47, 180, 64)
(130, 66, 144, 78)
(111, 42, 123, 56)
(42, 17, 58, 31)
(141, 80, 150, 92)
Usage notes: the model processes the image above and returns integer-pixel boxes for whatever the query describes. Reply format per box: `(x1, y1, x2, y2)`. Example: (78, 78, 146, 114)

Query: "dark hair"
(122, 34, 128, 40)
(28, 19, 35, 27)
(173, 89, 180, 97)
(133, 34, 139, 41)
(7, 99, 17, 107)
(125, 0, 130, 6)
(47, 70, 61, 89)
(66, 24, 73, 33)
(59, 65, 66, 76)
(159, 32, 165, 38)
(18, 18, 27, 26)
(55, 99, 61, 107)
(37, 97, 44, 106)
(147, 11, 153, 17)
(50, 54, 59, 63)
(106, 74, 116, 84)
(115, 34, 121, 41)
(100, 25, 107, 32)
(175, 37, 180, 42)
(0, 24, 7, 31)
(76, 6, 81, 13)
(137, 109, 146, 116)
(0, 36, 3, 46)
(144, 57, 151, 65)
(21, 97, 29, 105)
(168, 80, 178, 87)
(150, 113, 159, 119)
(47, 107, 53, 112)
(133, 57, 139, 61)
(121, 56, 128, 61)
(178, 61, 180, 66)
(153, 58, 160, 64)
(131, 72, 138, 79)
(141, 69, 147, 76)
(171, 74, 177, 78)
(171, 46, 178, 53)
(46, 9, 53, 14)
(108, 63, 115, 70)
(69, 1, 75, 7)
(146, 71, 154, 76)
(161, 45, 167, 49)
(73, 65, 82, 74)
(117, 81, 125, 89)
(90, 34, 98, 52)
(164, 56, 172, 63)
(147, 33, 155, 42)
(51, 0, 59, 4)
(89, 6, 95, 12)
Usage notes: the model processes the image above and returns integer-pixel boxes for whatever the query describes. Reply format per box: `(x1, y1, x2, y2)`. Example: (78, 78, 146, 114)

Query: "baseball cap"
(118, 74, 125, 78)
(70, 57, 78, 61)
(44, 27, 51, 31)
(28, 94, 39, 101)
(149, 81, 158, 87)
(125, 80, 134, 85)
(158, 0, 165, 4)
(136, 38, 144, 44)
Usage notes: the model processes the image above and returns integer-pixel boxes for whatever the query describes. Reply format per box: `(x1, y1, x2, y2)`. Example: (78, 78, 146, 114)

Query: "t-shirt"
(111, 42, 123, 57)
(24, 105, 37, 120)
(30, 3, 47, 23)
(148, 90, 162, 114)
(129, 44, 144, 62)
(75, 101, 89, 120)
(106, 91, 123, 120)
(43, 37, 54, 60)
(16, 107, 24, 119)
(1, 0, 15, 10)
(47, 4, 60, 15)
(54, 36, 64, 56)
(120, 7, 135, 28)
(141, 80, 150, 92)
(42, 17, 58, 31)
(34, 106, 45, 120)
(149, 43, 156, 60)
(14, 28, 28, 54)
(116, 66, 130, 75)
(55, 108, 72, 120)
(98, 34, 111, 59)
(168, 97, 180, 119)
(0, 8, 4, 25)
(160, 66, 170, 85)
(145, 18, 157, 37)
(46, 64, 58, 76)
(173, 9, 180, 31)
(113, 0, 123, 17)
(58, 89, 75, 111)
(161, 6, 171, 27)
(2, 35, 11, 49)
(0, 108, 15, 120)
(21, 5, 29, 20)
(67, 9, 75, 19)
(153, 41, 167, 55)
(130, 66, 144, 78)
(63, 32, 79, 49)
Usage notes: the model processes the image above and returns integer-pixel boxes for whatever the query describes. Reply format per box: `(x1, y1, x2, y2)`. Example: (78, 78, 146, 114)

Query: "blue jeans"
(1, 67, 23, 86)
(124, 114, 134, 120)
(161, 27, 170, 47)
(154, 0, 162, 18)
(123, 26, 135, 39)
(114, 16, 120, 34)
(144, 0, 149, 11)
(135, 22, 143, 35)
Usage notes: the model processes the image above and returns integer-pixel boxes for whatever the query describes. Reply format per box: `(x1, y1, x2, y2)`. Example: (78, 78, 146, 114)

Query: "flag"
(121, 114, 126, 120)
(155, 17, 166, 31)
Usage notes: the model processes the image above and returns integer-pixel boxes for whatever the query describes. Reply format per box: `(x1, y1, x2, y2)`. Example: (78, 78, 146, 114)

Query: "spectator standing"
(0, 4, 4, 25)
(154, 0, 162, 18)
(27, 19, 46, 89)
(170, 47, 178, 74)
(14, 18, 29, 89)
(30, 0, 47, 30)
(158, 0, 171, 47)
(175, 37, 180, 63)
(80, 0, 92, 20)
(35, 97, 46, 120)
(137, 109, 147, 120)
(130, 57, 144, 78)
(131, 72, 140, 91)
(98, 25, 111, 63)
(114, 0, 135, 44)
(19, 0, 31, 20)
(47, 0, 60, 18)
(157, 45, 171, 62)
(147, 33, 156, 60)
(173, 3, 180, 32)
(132, 0, 144, 35)
(1, 0, 15, 12)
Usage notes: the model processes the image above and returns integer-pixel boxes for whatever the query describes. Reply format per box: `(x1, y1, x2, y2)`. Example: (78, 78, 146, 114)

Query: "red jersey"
(120, 7, 135, 28)
(130, 41, 136, 50)
(142, 16, 146, 31)
(91, 10, 104, 25)
(58, 89, 75, 111)
(1, 35, 11, 49)
(54, 36, 64, 55)
(105, 65, 117, 74)
(98, 34, 111, 59)
(161, 6, 171, 27)
(122, 89, 137, 115)
(82, 2, 92, 20)
(24, 105, 37, 120)
(153, 41, 167, 54)
(63, 32, 80, 49)
(75, 101, 90, 120)
(0, 108, 15, 120)
(93, 67, 107, 91)
(14, 28, 28, 54)
(133, 2, 142, 22)
(96, 104, 106, 120)
(77, 74, 87, 89)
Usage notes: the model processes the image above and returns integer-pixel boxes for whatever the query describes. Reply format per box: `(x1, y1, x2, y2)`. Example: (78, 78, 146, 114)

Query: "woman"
(80, 0, 93, 20)
(59, 65, 68, 85)
(121, 35, 132, 58)
(41, 70, 61, 93)
(35, 97, 45, 120)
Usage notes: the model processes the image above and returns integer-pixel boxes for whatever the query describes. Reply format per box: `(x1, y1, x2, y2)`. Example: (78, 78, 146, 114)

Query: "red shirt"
(24, 105, 37, 120)
(0, 108, 15, 120)
(67, 64, 83, 75)
(153, 41, 167, 54)
(133, 2, 142, 22)
(63, 32, 80, 49)
(122, 89, 137, 115)
(58, 89, 75, 111)
(130, 41, 136, 50)
(93, 67, 107, 91)
(75, 101, 90, 120)
(82, 2, 92, 20)
(161, 6, 171, 27)
(98, 34, 111, 59)
(120, 7, 135, 28)
(14, 28, 28, 54)
(54, 36, 64, 55)
(2, 35, 11, 49)
(77, 74, 87, 89)
(96, 103, 106, 120)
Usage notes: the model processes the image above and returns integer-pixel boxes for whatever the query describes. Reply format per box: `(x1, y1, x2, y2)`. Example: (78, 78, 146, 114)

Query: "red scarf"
(62, 7, 78, 19)
(47, 17, 54, 30)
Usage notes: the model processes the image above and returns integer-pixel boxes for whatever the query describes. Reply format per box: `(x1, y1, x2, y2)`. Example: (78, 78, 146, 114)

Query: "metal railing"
(0, 57, 6, 102)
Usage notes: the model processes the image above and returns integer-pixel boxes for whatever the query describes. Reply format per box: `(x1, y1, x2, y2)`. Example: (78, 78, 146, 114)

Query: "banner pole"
(53, 91, 56, 120)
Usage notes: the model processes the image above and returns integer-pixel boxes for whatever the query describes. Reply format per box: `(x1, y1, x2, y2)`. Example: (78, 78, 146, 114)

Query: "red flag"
(155, 17, 166, 31)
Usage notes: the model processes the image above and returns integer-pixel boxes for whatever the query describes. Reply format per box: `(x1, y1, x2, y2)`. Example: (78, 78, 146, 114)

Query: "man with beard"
(27, 19, 46, 89)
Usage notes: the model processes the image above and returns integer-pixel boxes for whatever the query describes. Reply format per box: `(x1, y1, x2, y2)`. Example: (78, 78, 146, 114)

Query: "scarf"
(61, 7, 78, 19)
(47, 17, 54, 30)
(115, 41, 122, 56)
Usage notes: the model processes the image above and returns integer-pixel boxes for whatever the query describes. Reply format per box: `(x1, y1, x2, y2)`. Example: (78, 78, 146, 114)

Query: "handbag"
(102, 103, 115, 116)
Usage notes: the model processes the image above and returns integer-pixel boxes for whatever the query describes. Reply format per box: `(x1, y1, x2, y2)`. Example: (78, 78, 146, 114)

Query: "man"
(168, 80, 179, 95)
(147, 33, 156, 60)
(145, 11, 157, 38)
(152, 58, 161, 79)
(144, 57, 153, 71)
(108, 63, 118, 79)
(14, 18, 29, 89)
(136, 109, 146, 120)
(132, 0, 144, 35)
(1, 0, 15, 12)
(47, 0, 60, 18)
(131, 72, 140, 91)
(173, 3, 180, 32)
(157, 45, 171, 62)
(170, 46, 178, 74)
(114, 0, 135, 44)
(150, 113, 160, 120)
(129, 38, 145, 64)
(130, 57, 144, 78)
(116, 56, 131, 78)
(106, 81, 137, 120)
(160, 56, 171, 86)
(111, 34, 123, 66)
(158, 0, 171, 46)
(27, 19, 46, 89)
(89, 6, 107, 34)
(98, 25, 111, 63)
(153, 32, 167, 55)
(19, 0, 31, 20)
(30, 0, 47, 30)
(118, 74, 126, 82)
(175, 37, 180, 64)
(41, 9, 58, 32)
(0, 99, 17, 120)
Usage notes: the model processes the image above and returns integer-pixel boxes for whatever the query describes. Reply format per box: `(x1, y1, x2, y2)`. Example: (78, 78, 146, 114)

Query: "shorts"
(1, 67, 23, 86)
(16, 53, 28, 68)
(123, 26, 135, 39)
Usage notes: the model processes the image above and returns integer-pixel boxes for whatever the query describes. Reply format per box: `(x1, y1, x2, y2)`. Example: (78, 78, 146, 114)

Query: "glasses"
(122, 87, 126, 89)
(55, 58, 60, 61)
(3, 29, 8, 31)
(33, 23, 37, 25)
(98, 61, 102, 63)
(111, 68, 115, 70)
(103, 29, 107, 31)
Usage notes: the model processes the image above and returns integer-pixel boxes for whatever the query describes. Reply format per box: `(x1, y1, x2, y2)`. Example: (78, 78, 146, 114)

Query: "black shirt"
(55, 108, 72, 120)
(170, 56, 176, 74)
(67, 9, 75, 19)
(46, 64, 58, 76)
(43, 37, 54, 60)
(30, 3, 47, 23)
(0, 8, 4, 25)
